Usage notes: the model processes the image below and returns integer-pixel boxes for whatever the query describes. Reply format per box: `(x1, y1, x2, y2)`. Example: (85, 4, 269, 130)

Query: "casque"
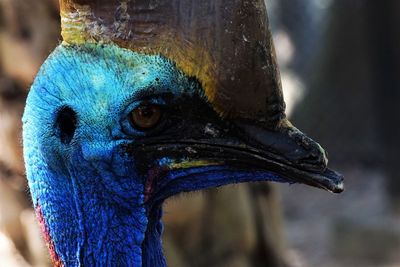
(23, 1, 343, 266)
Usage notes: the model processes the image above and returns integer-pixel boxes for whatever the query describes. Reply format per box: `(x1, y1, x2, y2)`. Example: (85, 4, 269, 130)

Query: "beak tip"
(331, 181, 345, 193)
(327, 172, 345, 193)
(313, 169, 344, 194)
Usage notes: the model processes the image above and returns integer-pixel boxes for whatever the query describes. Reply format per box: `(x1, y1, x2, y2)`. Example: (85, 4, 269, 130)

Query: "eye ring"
(129, 102, 162, 131)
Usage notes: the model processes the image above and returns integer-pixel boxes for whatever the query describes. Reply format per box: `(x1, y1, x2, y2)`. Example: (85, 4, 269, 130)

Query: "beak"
(127, 117, 344, 202)
(230, 118, 344, 193)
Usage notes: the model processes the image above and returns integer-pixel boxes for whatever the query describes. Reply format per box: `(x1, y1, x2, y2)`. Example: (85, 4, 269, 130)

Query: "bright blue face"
(23, 44, 289, 266)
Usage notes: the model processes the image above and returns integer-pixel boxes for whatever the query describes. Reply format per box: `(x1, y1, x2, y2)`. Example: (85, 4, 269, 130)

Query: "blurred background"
(0, 0, 399, 266)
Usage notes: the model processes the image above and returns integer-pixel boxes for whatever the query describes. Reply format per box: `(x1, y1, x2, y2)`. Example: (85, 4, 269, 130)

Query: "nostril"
(55, 106, 77, 144)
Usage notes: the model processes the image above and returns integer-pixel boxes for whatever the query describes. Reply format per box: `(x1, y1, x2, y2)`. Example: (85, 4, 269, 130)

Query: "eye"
(129, 103, 162, 130)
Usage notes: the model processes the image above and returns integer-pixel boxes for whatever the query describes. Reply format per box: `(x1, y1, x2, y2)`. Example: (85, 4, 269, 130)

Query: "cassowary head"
(23, 1, 343, 266)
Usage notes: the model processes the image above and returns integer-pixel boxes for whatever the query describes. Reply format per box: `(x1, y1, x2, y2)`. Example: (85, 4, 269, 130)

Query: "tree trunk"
(365, 0, 400, 207)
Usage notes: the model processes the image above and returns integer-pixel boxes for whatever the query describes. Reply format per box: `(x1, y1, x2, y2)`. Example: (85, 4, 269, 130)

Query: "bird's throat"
(142, 205, 167, 267)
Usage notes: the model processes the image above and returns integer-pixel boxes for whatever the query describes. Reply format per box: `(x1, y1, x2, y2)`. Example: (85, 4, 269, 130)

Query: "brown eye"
(129, 103, 162, 130)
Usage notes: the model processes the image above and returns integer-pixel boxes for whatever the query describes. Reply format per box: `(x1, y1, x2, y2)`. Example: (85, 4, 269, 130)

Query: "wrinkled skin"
(23, 44, 343, 266)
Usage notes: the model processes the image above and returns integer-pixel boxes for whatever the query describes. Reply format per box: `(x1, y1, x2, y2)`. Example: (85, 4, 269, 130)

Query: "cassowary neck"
(142, 205, 167, 267)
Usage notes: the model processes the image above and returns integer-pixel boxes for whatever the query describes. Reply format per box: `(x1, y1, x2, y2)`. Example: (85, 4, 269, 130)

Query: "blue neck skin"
(23, 44, 288, 266)
(22, 44, 189, 266)
(142, 205, 165, 267)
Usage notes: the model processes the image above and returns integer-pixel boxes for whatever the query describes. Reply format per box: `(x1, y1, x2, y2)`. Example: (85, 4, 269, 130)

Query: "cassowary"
(22, 1, 343, 266)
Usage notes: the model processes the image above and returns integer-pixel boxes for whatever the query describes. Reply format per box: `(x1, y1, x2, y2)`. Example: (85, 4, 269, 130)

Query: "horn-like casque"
(59, 0, 344, 193)
(60, 0, 284, 125)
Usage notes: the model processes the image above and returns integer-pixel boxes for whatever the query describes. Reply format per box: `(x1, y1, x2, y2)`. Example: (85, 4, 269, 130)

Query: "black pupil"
(140, 106, 154, 118)
(56, 106, 77, 144)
